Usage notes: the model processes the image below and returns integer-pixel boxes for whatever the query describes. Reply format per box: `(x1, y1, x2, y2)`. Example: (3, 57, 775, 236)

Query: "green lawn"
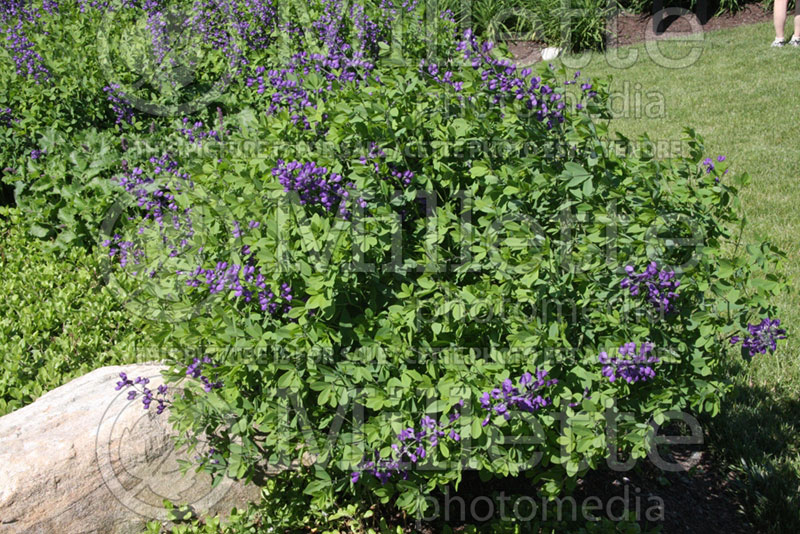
(557, 21, 800, 533)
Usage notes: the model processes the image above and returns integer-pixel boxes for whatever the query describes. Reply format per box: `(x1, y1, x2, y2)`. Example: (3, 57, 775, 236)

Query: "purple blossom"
(104, 84, 134, 125)
(621, 262, 680, 314)
(352, 401, 462, 485)
(479, 369, 556, 427)
(115, 371, 169, 413)
(599, 342, 659, 384)
(272, 159, 365, 218)
(182, 260, 294, 316)
(731, 317, 787, 359)
(0, 107, 16, 127)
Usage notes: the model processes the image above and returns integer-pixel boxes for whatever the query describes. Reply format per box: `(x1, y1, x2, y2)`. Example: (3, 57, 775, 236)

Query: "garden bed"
(508, 4, 771, 63)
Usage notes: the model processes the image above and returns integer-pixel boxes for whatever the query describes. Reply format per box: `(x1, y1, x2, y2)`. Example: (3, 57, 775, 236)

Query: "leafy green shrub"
(0, 207, 138, 415)
(0, 1, 130, 246)
(437, 0, 613, 50)
(93, 1, 788, 529)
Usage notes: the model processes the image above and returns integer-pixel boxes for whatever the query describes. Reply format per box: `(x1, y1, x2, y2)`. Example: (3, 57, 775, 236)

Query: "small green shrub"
(438, 0, 614, 50)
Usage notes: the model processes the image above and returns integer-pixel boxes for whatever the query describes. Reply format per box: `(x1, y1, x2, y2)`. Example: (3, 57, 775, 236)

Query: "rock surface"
(0, 364, 260, 534)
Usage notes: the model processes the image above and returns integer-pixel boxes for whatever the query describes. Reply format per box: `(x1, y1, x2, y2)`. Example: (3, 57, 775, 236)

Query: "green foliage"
(0, 207, 137, 415)
(0, 3, 130, 247)
(100, 9, 787, 526)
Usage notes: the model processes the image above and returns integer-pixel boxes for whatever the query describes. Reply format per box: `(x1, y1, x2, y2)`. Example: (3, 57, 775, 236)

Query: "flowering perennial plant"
(12, 0, 780, 523)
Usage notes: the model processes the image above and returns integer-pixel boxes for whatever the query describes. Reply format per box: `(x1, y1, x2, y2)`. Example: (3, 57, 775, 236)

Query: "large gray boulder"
(0, 364, 261, 534)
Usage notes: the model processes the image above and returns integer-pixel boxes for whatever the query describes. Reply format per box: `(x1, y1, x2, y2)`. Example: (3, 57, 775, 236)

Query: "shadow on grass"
(702, 362, 800, 534)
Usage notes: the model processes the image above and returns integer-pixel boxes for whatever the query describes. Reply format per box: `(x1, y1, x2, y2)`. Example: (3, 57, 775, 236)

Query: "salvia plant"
(0, 0, 788, 528)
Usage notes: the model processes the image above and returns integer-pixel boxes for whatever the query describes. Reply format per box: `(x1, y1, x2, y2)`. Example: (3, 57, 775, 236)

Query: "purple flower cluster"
(77, 0, 110, 13)
(352, 400, 463, 484)
(702, 155, 728, 183)
(598, 342, 659, 384)
(1, 20, 51, 83)
(105, 155, 195, 270)
(0, 107, 16, 127)
(103, 84, 134, 125)
(115, 154, 193, 228)
(702, 155, 725, 174)
(217, 0, 278, 50)
(185, 355, 223, 392)
(115, 372, 170, 414)
(416, 29, 596, 129)
(479, 370, 557, 426)
(357, 143, 415, 187)
(620, 262, 680, 314)
(272, 159, 366, 217)
(730, 317, 787, 359)
(114, 356, 223, 414)
(180, 117, 229, 146)
(29, 148, 45, 160)
(358, 142, 385, 172)
(242, 0, 417, 128)
(103, 233, 145, 269)
(183, 261, 294, 316)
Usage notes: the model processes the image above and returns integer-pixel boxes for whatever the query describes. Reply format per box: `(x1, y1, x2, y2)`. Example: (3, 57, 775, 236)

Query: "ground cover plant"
(0, 206, 139, 415)
(0, 1, 793, 534)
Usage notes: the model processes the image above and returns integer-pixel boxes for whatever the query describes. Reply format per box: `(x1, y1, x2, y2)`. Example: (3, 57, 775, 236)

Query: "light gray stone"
(0, 365, 260, 534)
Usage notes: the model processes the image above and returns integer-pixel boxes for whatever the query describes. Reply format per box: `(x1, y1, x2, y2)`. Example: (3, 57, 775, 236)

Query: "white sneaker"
(789, 37, 800, 47)
(772, 38, 785, 47)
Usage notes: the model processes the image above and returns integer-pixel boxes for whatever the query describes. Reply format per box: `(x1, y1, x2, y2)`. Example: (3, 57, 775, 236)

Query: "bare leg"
(775, 0, 788, 40)
(794, 13, 800, 40)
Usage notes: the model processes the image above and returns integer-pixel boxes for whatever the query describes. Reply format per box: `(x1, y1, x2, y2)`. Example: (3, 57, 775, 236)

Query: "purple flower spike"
(479, 369, 556, 426)
(599, 342, 660, 384)
(621, 262, 680, 314)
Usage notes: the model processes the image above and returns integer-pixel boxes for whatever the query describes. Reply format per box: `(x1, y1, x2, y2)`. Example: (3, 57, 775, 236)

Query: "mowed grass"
(552, 20, 800, 533)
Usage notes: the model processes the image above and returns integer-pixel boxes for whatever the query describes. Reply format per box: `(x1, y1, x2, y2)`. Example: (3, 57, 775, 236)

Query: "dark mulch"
(507, 4, 771, 64)
(369, 435, 749, 533)
(573, 448, 749, 534)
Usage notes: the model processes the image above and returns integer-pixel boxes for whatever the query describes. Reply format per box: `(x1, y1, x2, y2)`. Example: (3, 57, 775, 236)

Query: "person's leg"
(794, 1, 800, 40)
(775, 0, 788, 41)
